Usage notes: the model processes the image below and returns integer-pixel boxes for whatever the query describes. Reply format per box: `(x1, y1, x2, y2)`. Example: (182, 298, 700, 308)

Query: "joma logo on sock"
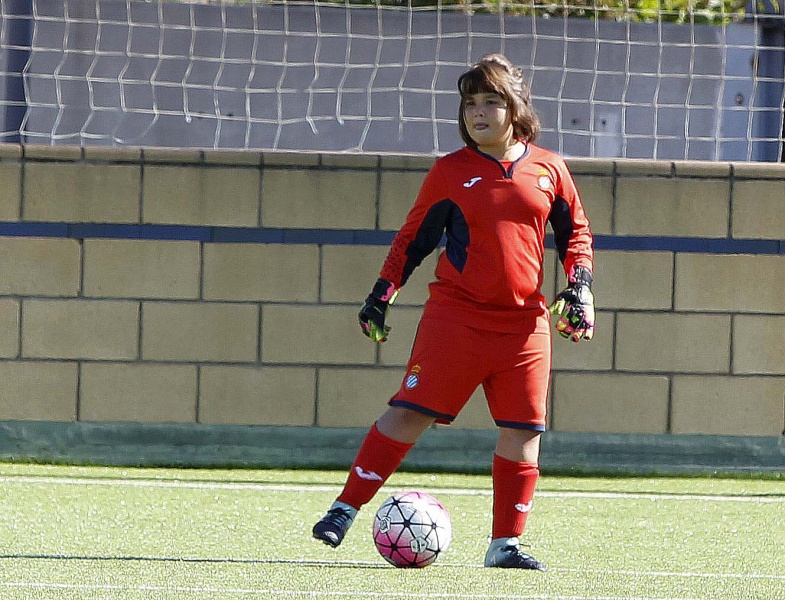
(355, 466, 383, 481)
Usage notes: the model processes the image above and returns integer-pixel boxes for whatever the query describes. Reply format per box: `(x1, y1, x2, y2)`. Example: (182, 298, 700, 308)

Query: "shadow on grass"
(0, 554, 389, 568)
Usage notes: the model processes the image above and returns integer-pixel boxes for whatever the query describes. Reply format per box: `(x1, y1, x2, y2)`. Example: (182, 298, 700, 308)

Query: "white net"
(0, 0, 783, 160)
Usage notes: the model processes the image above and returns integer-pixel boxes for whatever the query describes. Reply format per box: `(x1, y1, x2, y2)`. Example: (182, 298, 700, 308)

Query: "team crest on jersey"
(537, 168, 552, 191)
(405, 365, 421, 389)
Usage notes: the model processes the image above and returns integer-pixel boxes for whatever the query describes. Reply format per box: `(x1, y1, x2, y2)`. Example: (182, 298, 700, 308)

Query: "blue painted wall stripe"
(0, 222, 782, 254)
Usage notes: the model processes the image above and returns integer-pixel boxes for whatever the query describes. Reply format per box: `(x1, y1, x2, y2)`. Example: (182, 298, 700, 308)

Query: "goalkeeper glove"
(359, 278, 399, 343)
(549, 265, 595, 343)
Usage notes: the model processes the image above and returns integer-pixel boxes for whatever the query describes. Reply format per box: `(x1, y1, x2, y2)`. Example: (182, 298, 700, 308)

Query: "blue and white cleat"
(484, 537, 548, 571)
(312, 503, 357, 548)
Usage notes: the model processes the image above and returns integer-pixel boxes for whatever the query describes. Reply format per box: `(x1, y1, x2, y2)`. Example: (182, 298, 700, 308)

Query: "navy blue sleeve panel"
(399, 199, 452, 286)
(398, 199, 470, 286)
(381, 162, 452, 288)
(443, 202, 469, 274)
(547, 195, 573, 266)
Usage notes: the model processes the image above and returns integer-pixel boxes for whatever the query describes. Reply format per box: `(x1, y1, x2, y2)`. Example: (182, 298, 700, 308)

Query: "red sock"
(491, 454, 540, 539)
(337, 422, 414, 510)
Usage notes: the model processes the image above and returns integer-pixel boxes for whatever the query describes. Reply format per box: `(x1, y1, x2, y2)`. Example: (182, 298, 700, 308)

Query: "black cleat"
(312, 507, 355, 548)
(484, 538, 548, 571)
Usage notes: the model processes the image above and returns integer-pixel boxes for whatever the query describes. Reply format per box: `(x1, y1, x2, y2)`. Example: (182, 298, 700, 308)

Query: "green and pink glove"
(359, 278, 398, 343)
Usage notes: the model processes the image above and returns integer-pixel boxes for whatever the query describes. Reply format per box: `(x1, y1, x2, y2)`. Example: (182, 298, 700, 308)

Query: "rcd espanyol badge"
(537, 168, 552, 191)
(404, 365, 421, 389)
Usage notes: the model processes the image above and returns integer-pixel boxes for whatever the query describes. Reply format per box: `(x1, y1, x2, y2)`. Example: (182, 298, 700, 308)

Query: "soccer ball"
(372, 490, 452, 568)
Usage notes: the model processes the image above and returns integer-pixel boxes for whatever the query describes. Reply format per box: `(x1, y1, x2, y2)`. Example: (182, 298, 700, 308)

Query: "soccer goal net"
(0, 0, 783, 161)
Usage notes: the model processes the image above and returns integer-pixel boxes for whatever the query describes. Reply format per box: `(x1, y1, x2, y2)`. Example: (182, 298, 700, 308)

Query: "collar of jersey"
(470, 144, 530, 178)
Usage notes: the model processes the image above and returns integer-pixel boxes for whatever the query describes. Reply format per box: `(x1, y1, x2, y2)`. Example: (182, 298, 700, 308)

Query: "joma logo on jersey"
(463, 176, 482, 188)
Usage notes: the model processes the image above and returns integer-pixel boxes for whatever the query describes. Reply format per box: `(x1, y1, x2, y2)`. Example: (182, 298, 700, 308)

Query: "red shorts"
(389, 313, 551, 431)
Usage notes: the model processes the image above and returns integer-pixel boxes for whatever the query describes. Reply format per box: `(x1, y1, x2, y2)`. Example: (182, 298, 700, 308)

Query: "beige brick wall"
(199, 365, 316, 426)
(0, 299, 20, 358)
(571, 174, 613, 235)
(615, 177, 730, 237)
(0, 145, 782, 440)
(84, 239, 200, 300)
(142, 302, 259, 362)
(261, 305, 374, 365)
(615, 313, 731, 373)
(23, 299, 139, 360)
(143, 165, 259, 227)
(80, 363, 198, 423)
(732, 180, 785, 239)
(0, 238, 81, 296)
(0, 362, 78, 421)
(25, 161, 141, 223)
(675, 254, 785, 313)
(318, 368, 403, 428)
(671, 376, 785, 436)
(379, 169, 430, 229)
(203, 244, 319, 302)
(593, 250, 673, 310)
(552, 373, 670, 434)
(262, 168, 376, 229)
(0, 161, 21, 220)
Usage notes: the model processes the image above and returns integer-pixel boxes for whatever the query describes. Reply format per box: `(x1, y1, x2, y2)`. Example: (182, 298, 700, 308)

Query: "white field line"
(258, 483, 785, 504)
(3, 556, 783, 582)
(550, 567, 785, 582)
(0, 476, 783, 504)
(0, 583, 732, 600)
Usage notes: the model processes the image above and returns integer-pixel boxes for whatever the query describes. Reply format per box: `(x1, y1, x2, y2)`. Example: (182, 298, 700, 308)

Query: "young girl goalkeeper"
(312, 53, 595, 570)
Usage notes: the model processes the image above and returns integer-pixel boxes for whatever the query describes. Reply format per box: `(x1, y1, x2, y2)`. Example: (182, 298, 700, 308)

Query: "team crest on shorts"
(404, 365, 421, 389)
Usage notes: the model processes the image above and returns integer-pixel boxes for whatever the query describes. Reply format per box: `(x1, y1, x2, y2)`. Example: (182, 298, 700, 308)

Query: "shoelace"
(501, 546, 541, 568)
(326, 508, 353, 530)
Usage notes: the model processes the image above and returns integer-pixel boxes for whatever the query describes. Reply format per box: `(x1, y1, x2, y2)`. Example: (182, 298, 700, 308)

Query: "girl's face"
(462, 92, 514, 155)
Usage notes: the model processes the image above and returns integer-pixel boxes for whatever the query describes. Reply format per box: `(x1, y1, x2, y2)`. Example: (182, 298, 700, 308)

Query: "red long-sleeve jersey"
(380, 144, 593, 332)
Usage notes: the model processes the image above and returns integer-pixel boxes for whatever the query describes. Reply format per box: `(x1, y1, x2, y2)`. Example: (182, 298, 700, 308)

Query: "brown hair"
(457, 53, 541, 147)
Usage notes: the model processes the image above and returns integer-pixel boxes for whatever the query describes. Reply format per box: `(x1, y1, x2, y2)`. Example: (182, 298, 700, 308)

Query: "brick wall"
(0, 144, 783, 438)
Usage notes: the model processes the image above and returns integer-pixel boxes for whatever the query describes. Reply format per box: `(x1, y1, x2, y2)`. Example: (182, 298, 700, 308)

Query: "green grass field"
(0, 463, 782, 599)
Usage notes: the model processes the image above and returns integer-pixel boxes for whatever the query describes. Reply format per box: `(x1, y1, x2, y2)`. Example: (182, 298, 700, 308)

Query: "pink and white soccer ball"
(372, 490, 452, 568)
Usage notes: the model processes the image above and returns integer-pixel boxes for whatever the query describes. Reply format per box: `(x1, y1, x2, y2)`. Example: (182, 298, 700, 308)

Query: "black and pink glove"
(549, 266, 595, 342)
